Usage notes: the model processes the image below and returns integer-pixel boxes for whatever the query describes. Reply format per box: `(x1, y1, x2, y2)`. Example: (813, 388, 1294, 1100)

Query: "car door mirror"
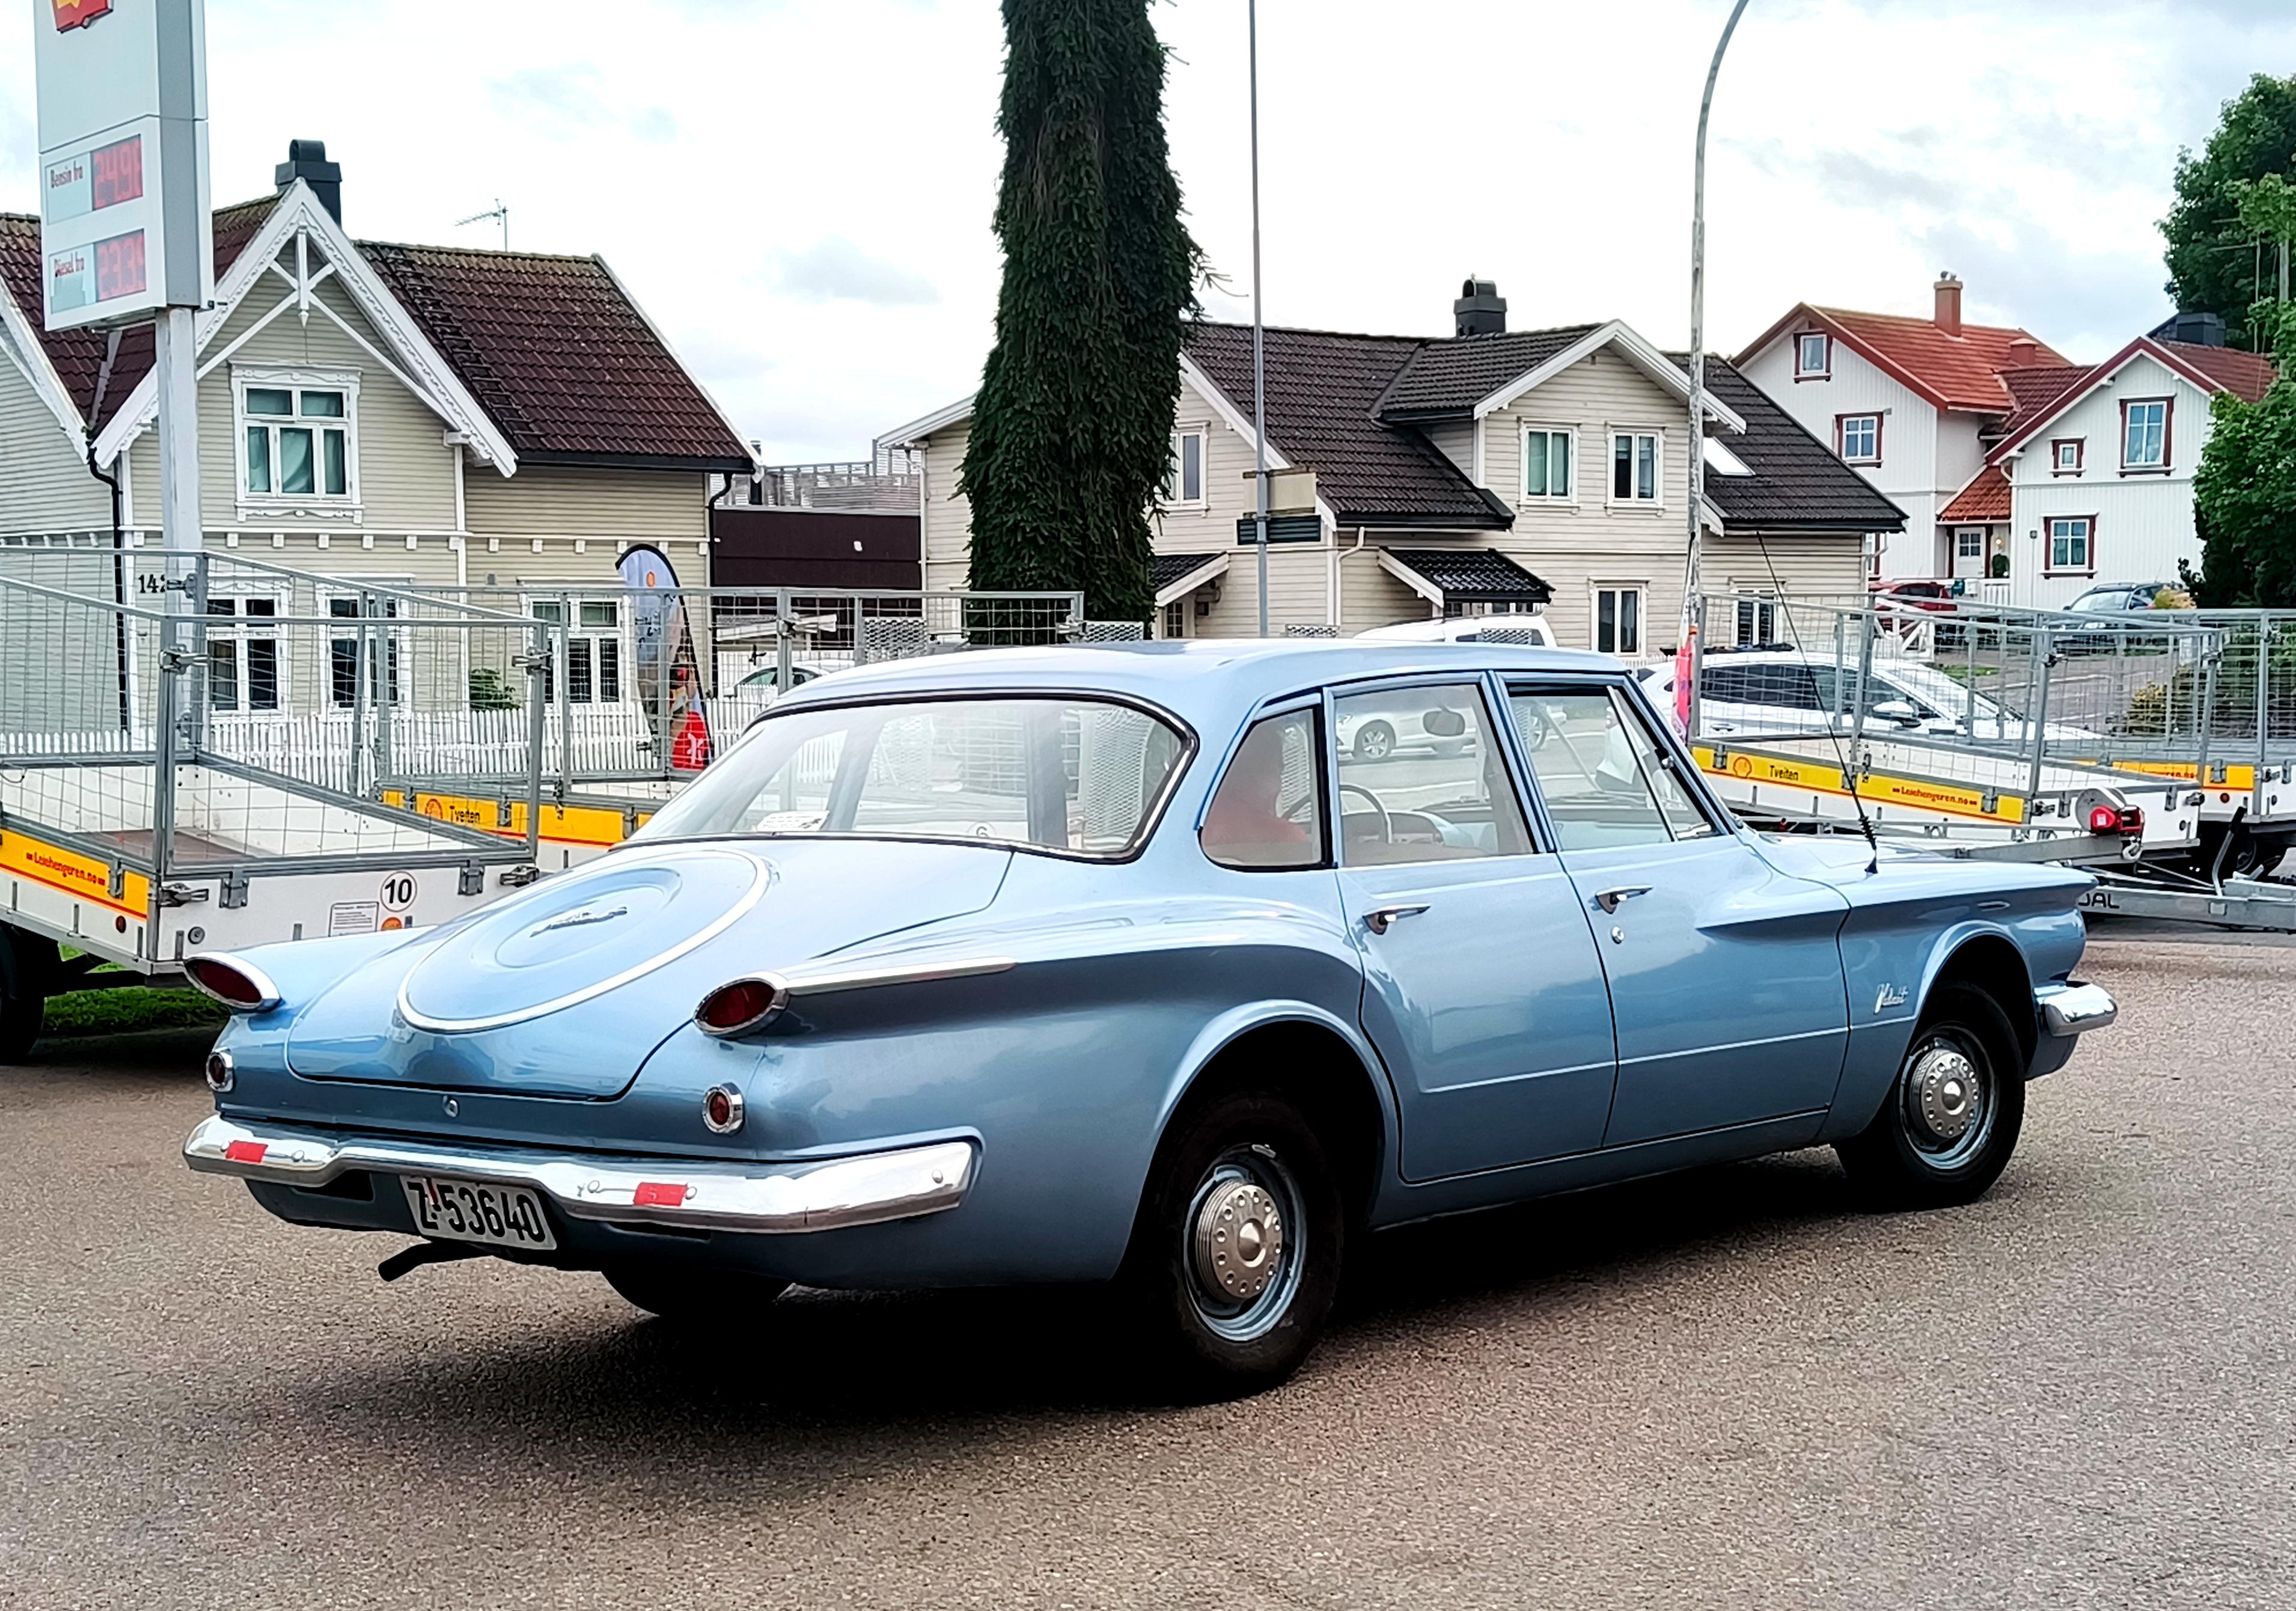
(1423, 708, 1468, 739)
(1871, 699, 1921, 726)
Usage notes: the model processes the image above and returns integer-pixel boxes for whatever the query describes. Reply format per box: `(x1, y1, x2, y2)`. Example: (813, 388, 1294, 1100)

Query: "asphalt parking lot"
(4, 938, 2291, 1610)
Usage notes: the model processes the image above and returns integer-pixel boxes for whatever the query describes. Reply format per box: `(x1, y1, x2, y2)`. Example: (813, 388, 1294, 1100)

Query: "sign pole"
(155, 304, 200, 557)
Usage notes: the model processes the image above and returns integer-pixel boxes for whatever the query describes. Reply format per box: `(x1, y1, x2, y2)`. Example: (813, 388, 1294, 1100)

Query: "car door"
(1332, 677, 1619, 1180)
(1505, 678, 1851, 1148)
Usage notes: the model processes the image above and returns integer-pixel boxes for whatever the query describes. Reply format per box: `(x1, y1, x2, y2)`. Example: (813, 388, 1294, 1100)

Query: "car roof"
(766, 639, 1621, 731)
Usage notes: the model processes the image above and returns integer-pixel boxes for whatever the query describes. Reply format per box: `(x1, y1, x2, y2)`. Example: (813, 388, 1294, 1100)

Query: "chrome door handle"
(1362, 903, 1430, 935)
(1591, 886, 1651, 914)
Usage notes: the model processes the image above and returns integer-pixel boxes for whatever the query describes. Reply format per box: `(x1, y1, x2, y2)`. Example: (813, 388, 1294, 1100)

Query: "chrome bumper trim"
(2036, 981, 2117, 1037)
(183, 1116, 975, 1235)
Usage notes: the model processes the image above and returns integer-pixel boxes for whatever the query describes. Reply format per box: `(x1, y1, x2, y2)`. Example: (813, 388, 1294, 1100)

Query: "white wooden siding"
(0, 353, 108, 534)
(462, 462, 706, 542)
(920, 422, 972, 593)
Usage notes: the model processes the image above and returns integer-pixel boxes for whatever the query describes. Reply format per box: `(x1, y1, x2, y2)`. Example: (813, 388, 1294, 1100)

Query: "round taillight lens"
(204, 1051, 235, 1093)
(701, 1083, 744, 1134)
(695, 977, 781, 1038)
(184, 955, 279, 1012)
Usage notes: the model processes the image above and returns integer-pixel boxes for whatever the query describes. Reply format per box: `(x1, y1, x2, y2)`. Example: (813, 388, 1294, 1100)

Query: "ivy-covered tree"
(2163, 73, 2296, 349)
(959, 0, 1200, 624)
(2183, 307, 2296, 607)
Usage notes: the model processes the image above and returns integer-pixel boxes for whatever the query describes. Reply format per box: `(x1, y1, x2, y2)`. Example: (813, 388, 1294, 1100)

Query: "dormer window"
(1795, 332, 1831, 379)
(2052, 439, 2084, 474)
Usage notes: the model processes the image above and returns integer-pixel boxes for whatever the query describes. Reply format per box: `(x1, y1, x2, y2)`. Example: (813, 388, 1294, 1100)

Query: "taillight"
(204, 1050, 235, 1093)
(695, 976, 784, 1038)
(184, 955, 281, 1012)
(2088, 804, 2143, 836)
(701, 1083, 745, 1134)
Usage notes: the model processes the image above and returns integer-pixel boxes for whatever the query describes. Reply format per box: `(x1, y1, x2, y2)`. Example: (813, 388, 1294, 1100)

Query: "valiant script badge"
(1875, 983, 1910, 1013)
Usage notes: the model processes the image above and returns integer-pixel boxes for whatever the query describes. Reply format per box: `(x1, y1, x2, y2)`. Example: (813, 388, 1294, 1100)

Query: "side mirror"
(1422, 708, 1468, 739)
(1871, 699, 1921, 726)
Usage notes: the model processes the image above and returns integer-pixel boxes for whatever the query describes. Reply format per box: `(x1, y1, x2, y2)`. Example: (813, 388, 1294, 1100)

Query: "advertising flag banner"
(617, 546, 712, 771)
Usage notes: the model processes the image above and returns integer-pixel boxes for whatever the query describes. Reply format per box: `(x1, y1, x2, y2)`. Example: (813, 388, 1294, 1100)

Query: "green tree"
(2163, 73, 2296, 348)
(960, 0, 1200, 624)
(2184, 308, 2296, 607)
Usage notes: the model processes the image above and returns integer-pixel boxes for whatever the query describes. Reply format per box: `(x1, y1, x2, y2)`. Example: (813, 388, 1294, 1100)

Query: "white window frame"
(319, 584, 411, 709)
(2053, 438, 2084, 474)
(1838, 414, 1881, 465)
(1608, 431, 1664, 508)
(2122, 399, 2169, 471)
(1165, 426, 1209, 509)
(233, 364, 362, 518)
(199, 585, 289, 718)
(1521, 425, 1577, 504)
(1795, 332, 1831, 379)
(2047, 517, 2094, 576)
(524, 593, 631, 706)
(1592, 583, 1647, 657)
(1733, 588, 1777, 647)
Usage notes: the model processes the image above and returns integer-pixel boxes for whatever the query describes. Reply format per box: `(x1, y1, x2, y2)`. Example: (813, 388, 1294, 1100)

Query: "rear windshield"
(634, 696, 1191, 860)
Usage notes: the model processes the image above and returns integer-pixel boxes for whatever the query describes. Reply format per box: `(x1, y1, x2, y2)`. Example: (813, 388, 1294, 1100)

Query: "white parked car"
(1355, 615, 1557, 649)
(1637, 650, 2096, 744)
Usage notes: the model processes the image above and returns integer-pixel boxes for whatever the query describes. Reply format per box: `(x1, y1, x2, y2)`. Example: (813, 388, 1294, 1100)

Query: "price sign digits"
(90, 134, 142, 211)
(93, 231, 145, 302)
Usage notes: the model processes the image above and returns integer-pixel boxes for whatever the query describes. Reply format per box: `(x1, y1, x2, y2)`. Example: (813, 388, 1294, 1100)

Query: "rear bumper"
(2036, 980, 2117, 1036)
(183, 1114, 975, 1235)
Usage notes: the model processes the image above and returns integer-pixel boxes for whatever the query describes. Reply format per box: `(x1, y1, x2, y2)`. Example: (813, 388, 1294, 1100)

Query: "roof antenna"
(1748, 531, 1882, 875)
(456, 198, 509, 251)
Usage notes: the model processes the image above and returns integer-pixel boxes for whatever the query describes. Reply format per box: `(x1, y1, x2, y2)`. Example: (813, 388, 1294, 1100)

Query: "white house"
(882, 281, 1904, 652)
(1736, 275, 2067, 582)
(1938, 334, 2274, 609)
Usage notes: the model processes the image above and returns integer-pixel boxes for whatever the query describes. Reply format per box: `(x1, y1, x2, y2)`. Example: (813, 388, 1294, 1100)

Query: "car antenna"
(1747, 531, 1881, 875)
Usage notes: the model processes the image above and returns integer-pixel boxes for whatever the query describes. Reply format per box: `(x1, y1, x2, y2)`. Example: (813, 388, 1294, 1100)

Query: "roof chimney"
(1454, 277, 1506, 338)
(1934, 271, 1963, 337)
(275, 139, 342, 227)
(2007, 336, 2040, 367)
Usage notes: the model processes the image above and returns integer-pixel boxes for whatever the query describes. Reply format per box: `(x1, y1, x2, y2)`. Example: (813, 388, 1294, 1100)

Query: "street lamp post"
(1249, 0, 1269, 635)
(1684, 0, 1750, 727)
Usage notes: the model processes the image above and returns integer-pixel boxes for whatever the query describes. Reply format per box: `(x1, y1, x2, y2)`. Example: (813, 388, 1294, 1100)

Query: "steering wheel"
(1340, 781, 1393, 844)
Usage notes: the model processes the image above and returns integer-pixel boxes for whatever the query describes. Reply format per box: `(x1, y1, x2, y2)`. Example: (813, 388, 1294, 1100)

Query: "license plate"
(399, 1175, 558, 1251)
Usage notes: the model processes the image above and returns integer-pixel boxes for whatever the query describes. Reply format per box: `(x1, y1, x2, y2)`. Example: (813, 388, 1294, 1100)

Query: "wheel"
(0, 926, 55, 1064)
(602, 1264, 790, 1326)
(1352, 721, 1395, 762)
(1837, 983, 2026, 1210)
(1119, 1090, 1344, 1399)
(1429, 738, 1471, 759)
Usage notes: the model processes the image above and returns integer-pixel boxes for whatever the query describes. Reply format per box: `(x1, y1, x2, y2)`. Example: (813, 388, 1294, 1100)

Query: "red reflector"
(634, 1181, 688, 1208)
(224, 1140, 268, 1164)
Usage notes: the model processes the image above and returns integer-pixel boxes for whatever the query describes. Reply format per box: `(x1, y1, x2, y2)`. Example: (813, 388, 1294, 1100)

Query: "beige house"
(882, 280, 1904, 653)
(0, 141, 753, 605)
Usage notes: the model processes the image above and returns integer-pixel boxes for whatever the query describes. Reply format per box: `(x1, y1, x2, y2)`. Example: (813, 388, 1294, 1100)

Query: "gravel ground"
(2, 941, 2289, 1610)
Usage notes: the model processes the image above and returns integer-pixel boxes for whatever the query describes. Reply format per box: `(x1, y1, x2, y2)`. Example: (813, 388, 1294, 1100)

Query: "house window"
(1522, 428, 1574, 499)
(1611, 433, 1659, 503)
(1795, 332, 1830, 378)
(202, 592, 283, 714)
(1735, 592, 1777, 647)
(2122, 399, 2169, 470)
(2053, 439, 2083, 474)
(530, 598, 624, 704)
(236, 370, 357, 503)
(1837, 414, 1881, 464)
(1593, 585, 1644, 656)
(1165, 428, 1207, 506)
(2047, 518, 2094, 575)
(1956, 528, 1985, 563)
(325, 593, 405, 708)
(1161, 600, 1187, 640)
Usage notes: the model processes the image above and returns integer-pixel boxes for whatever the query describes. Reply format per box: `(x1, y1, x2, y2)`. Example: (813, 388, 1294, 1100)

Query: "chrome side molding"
(2036, 980, 2117, 1036)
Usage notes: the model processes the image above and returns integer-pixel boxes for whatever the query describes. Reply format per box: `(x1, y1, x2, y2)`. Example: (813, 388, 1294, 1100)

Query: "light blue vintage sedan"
(183, 641, 2115, 1394)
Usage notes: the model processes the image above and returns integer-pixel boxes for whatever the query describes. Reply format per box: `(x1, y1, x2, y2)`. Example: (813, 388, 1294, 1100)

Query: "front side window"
(636, 697, 1189, 860)
(1333, 683, 1530, 866)
(530, 598, 624, 705)
(203, 592, 282, 714)
(1593, 585, 1643, 656)
(1611, 433, 1659, 503)
(1202, 708, 1324, 870)
(2048, 517, 2094, 573)
(238, 373, 355, 501)
(1796, 332, 1830, 377)
(1166, 429, 1207, 505)
(1523, 427, 1574, 500)
(2122, 400, 2169, 469)
(1509, 684, 1715, 851)
(1838, 414, 1880, 463)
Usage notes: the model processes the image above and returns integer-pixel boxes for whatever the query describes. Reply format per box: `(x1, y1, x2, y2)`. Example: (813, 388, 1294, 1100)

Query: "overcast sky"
(5, 1, 2295, 462)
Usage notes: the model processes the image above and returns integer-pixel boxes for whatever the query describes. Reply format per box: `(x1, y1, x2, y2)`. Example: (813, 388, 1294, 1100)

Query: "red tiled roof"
(2, 197, 748, 469)
(1940, 466, 2009, 523)
(1994, 363, 2095, 441)
(1985, 336, 2282, 465)
(2161, 338, 2276, 403)
(1813, 307, 2068, 413)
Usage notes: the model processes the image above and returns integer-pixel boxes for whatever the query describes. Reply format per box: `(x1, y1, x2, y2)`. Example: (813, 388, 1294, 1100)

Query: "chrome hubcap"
(1899, 1034, 1994, 1168)
(1182, 1146, 1304, 1342)
(1192, 1179, 1284, 1303)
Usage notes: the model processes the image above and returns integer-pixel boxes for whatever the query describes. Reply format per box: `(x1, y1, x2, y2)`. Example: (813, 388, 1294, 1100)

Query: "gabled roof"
(1381, 547, 1552, 605)
(0, 194, 750, 471)
(1736, 303, 2068, 415)
(1693, 362, 1908, 533)
(1372, 324, 1599, 418)
(1940, 465, 2010, 524)
(1983, 335, 2280, 466)
(1150, 551, 1228, 605)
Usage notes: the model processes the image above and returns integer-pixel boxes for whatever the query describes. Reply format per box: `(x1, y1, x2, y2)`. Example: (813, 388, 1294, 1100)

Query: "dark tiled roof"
(1384, 547, 1553, 603)
(1693, 360, 1908, 532)
(1183, 322, 1506, 528)
(2, 198, 748, 469)
(1150, 552, 1224, 592)
(1372, 323, 1601, 418)
(360, 240, 748, 468)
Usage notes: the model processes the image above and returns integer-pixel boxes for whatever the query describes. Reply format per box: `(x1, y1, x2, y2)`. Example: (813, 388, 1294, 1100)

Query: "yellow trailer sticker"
(1692, 745, 2028, 825)
(382, 790, 651, 850)
(0, 828, 151, 918)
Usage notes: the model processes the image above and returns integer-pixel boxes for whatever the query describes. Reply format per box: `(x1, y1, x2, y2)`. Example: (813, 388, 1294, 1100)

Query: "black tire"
(1837, 982, 2026, 1210)
(0, 926, 55, 1065)
(603, 1264, 790, 1327)
(1119, 1090, 1345, 1399)
(1352, 722, 1396, 763)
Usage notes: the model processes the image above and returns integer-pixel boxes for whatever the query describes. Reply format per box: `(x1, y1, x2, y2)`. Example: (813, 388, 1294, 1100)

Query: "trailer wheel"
(0, 926, 56, 1064)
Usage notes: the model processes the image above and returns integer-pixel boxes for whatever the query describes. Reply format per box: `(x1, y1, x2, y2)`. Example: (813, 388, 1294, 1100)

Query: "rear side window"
(1201, 710, 1326, 870)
